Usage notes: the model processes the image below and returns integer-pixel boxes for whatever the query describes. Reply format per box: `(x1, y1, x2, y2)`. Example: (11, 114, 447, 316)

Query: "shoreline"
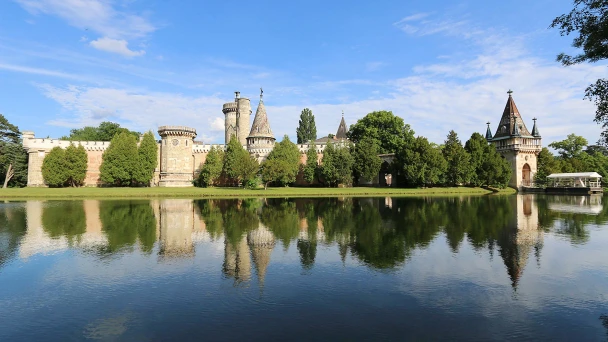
(0, 186, 516, 200)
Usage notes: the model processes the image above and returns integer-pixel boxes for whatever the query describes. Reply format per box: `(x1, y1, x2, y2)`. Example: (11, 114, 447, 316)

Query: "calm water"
(0, 195, 607, 341)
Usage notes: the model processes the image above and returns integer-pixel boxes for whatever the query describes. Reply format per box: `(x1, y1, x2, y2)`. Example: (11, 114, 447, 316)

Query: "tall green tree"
(223, 135, 259, 187)
(41, 147, 67, 187)
(100, 132, 138, 186)
(197, 146, 224, 187)
(0, 114, 20, 144)
(352, 137, 382, 183)
(443, 130, 471, 186)
(535, 147, 561, 185)
(551, 1, 608, 143)
(1, 141, 28, 188)
(134, 131, 158, 186)
(261, 159, 287, 189)
(479, 144, 512, 188)
(320, 142, 354, 186)
(0, 114, 27, 188)
(61, 121, 140, 141)
(296, 108, 317, 143)
(64, 144, 88, 187)
(303, 147, 319, 184)
(549, 133, 588, 159)
(261, 135, 301, 186)
(347, 111, 415, 154)
(464, 132, 488, 186)
(401, 137, 447, 187)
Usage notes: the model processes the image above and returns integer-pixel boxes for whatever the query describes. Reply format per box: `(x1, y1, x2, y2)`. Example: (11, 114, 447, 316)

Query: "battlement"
(158, 126, 197, 137)
(297, 143, 328, 153)
(222, 102, 238, 113)
(192, 144, 228, 153)
(22, 133, 112, 152)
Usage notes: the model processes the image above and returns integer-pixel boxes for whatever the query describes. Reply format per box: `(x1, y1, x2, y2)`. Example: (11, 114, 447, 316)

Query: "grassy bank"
(0, 186, 516, 199)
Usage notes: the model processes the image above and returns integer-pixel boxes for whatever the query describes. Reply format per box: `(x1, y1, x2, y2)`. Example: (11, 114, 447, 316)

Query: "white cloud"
(210, 117, 225, 131)
(395, 13, 430, 24)
(30, 13, 607, 146)
(0, 62, 85, 80)
(366, 61, 385, 72)
(39, 84, 226, 142)
(89, 37, 145, 57)
(16, 0, 155, 39)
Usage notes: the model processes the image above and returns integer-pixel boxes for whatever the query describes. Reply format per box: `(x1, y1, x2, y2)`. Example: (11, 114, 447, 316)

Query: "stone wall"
(21, 130, 333, 188)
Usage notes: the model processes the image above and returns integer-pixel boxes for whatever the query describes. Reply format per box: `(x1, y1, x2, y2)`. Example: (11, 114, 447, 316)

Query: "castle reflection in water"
(3, 195, 604, 289)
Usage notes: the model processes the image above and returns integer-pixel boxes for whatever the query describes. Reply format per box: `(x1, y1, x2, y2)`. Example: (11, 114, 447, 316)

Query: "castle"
(21, 90, 541, 189)
(22, 90, 333, 187)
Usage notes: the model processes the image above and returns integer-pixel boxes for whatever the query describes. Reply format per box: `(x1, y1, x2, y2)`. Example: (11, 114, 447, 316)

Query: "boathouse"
(545, 172, 603, 194)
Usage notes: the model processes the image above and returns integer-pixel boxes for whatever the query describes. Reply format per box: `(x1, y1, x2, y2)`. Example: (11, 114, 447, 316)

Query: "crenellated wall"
(22, 129, 331, 187)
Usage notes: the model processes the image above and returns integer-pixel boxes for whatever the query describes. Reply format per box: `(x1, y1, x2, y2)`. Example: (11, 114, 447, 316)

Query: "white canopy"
(547, 172, 602, 178)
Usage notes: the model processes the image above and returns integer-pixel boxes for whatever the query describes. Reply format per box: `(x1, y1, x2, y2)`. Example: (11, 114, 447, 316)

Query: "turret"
(485, 122, 493, 141)
(247, 88, 276, 162)
(531, 118, 540, 137)
(157, 125, 197, 187)
(490, 90, 542, 189)
(336, 111, 348, 140)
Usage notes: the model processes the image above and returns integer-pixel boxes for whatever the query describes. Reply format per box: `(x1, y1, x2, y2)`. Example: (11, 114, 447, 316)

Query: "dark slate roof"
(531, 118, 540, 137)
(493, 91, 533, 139)
(248, 99, 274, 139)
(485, 122, 493, 140)
(336, 116, 348, 140)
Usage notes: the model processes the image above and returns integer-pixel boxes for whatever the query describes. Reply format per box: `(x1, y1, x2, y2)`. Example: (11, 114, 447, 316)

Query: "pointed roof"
(485, 122, 493, 141)
(493, 90, 533, 139)
(336, 111, 348, 139)
(248, 90, 274, 139)
(247, 225, 275, 288)
(531, 118, 540, 137)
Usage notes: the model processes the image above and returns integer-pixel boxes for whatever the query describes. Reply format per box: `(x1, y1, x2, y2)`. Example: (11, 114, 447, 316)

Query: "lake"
(0, 195, 607, 341)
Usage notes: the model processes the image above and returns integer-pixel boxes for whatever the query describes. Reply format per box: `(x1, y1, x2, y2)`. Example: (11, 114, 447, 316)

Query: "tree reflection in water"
(1, 195, 607, 290)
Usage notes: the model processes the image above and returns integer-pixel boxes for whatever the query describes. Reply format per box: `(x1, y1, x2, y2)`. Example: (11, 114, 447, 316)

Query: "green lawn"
(0, 186, 516, 199)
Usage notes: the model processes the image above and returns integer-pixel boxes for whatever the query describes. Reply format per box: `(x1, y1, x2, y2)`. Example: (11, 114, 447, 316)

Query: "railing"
(521, 180, 534, 187)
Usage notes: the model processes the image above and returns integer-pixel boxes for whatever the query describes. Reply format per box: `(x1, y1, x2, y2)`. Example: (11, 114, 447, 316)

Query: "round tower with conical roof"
(247, 88, 276, 162)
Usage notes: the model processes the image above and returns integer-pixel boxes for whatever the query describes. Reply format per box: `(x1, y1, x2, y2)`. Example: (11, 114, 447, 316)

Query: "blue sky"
(0, 0, 605, 145)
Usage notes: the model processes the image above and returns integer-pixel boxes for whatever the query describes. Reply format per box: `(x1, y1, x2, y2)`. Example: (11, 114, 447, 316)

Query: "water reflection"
(1, 195, 608, 340)
(1, 195, 607, 287)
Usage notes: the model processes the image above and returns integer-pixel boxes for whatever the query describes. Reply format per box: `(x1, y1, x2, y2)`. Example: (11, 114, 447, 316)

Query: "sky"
(0, 0, 606, 145)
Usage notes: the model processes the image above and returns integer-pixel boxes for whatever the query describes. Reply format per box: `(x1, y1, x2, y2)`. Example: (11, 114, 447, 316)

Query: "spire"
(531, 117, 540, 137)
(248, 88, 274, 139)
(485, 121, 493, 141)
(336, 111, 347, 140)
(493, 90, 532, 139)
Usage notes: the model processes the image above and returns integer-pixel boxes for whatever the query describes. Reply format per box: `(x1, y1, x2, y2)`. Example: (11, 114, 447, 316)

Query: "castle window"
(186, 140, 188, 146)
(501, 125, 506, 133)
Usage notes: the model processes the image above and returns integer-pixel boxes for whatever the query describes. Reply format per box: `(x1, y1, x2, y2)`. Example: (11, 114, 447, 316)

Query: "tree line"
(0, 114, 28, 188)
(535, 133, 608, 185)
(197, 110, 512, 189)
(41, 126, 158, 187)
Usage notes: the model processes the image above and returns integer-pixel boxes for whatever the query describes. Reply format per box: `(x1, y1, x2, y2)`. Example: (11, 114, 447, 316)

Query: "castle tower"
(488, 90, 542, 189)
(157, 126, 197, 187)
(247, 88, 276, 162)
(222, 91, 252, 145)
